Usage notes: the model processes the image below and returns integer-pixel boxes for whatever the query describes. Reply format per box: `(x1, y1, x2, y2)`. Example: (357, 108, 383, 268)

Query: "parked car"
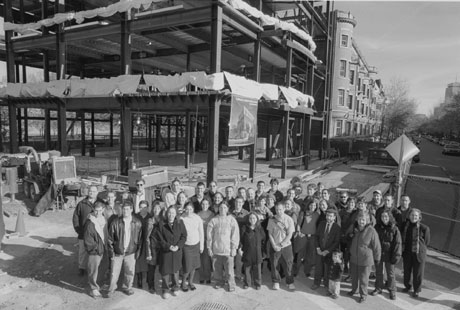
(439, 139, 448, 146)
(442, 141, 460, 155)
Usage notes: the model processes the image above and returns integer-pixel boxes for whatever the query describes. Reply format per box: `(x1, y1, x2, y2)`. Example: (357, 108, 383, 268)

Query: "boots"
(137, 273, 143, 288)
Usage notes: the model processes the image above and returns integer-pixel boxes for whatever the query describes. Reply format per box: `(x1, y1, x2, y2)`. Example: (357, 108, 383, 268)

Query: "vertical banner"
(228, 94, 258, 147)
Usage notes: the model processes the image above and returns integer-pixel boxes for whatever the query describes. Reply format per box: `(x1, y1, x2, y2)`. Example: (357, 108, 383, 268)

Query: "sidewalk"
(1, 154, 460, 310)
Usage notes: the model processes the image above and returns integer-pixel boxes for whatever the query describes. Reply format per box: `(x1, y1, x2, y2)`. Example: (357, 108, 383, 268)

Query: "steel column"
(207, 95, 220, 186)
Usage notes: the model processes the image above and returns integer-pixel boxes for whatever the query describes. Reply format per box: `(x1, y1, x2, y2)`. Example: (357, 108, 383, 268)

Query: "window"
(347, 94, 353, 109)
(358, 78, 362, 91)
(339, 60, 347, 77)
(346, 122, 352, 136)
(341, 34, 349, 47)
(335, 120, 343, 136)
(338, 89, 345, 106)
(361, 103, 365, 114)
(349, 69, 355, 85)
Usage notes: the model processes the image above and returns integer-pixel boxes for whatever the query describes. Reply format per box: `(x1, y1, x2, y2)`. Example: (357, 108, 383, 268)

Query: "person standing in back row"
(73, 185, 99, 276)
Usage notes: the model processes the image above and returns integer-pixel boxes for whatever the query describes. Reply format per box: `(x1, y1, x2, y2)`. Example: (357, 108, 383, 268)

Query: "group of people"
(72, 178, 430, 303)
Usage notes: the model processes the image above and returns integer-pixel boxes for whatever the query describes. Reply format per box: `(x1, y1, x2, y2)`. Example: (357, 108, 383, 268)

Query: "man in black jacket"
(73, 185, 99, 276)
(84, 202, 107, 298)
(311, 208, 341, 290)
(107, 201, 143, 297)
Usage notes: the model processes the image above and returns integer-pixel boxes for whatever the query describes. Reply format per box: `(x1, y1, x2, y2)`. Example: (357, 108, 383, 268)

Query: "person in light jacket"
(207, 202, 240, 292)
(348, 211, 381, 304)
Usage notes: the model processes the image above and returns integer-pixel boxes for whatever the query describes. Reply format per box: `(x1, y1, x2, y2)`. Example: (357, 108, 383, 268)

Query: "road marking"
(412, 292, 460, 310)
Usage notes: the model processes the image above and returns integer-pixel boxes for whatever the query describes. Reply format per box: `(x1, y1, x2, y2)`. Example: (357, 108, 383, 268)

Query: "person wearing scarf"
(83, 201, 108, 298)
(402, 208, 430, 298)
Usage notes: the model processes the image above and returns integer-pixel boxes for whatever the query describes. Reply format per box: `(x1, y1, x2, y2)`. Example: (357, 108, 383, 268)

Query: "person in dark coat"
(328, 250, 344, 299)
(402, 208, 430, 298)
(73, 185, 99, 276)
(145, 201, 163, 294)
(372, 209, 402, 300)
(134, 200, 150, 289)
(348, 211, 381, 303)
(339, 197, 357, 274)
(397, 194, 413, 233)
(311, 208, 341, 291)
(240, 212, 266, 290)
(155, 206, 187, 299)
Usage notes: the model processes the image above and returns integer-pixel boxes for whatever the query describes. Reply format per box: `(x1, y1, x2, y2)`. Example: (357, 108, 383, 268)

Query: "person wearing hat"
(311, 207, 341, 291)
(367, 190, 383, 218)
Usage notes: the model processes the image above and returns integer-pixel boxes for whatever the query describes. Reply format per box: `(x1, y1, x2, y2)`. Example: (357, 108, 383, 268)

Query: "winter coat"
(328, 262, 344, 282)
(316, 221, 341, 258)
(107, 215, 143, 258)
(83, 216, 106, 256)
(207, 215, 239, 256)
(402, 221, 430, 263)
(240, 224, 266, 265)
(145, 215, 161, 265)
(349, 224, 381, 267)
(375, 222, 402, 264)
(156, 218, 187, 275)
(72, 197, 97, 239)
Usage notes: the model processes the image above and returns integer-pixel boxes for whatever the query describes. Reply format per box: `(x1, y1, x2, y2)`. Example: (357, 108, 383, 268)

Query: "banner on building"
(228, 94, 258, 147)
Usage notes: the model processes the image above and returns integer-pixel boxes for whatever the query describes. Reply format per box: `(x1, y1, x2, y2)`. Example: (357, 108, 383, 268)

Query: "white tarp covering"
(1, 72, 314, 114)
(385, 134, 420, 164)
(5, 0, 315, 53)
(224, 72, 263, 100)
(259, 83, 279, 101)
(279, 86, 314, 109)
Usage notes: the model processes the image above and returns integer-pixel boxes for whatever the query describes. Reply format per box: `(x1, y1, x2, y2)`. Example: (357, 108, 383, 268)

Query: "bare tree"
(382, 77, 417, 141)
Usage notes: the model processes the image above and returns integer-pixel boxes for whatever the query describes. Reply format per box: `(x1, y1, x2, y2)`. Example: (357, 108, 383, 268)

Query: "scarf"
(411, 222, 420, 254)
(89, 215, 107, 244)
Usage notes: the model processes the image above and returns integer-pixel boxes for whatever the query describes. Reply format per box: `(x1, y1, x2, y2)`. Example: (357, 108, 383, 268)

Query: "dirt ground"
(0, 161, 399, 310)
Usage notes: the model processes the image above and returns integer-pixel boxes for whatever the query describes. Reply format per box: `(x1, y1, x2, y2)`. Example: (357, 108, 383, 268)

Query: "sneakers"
(162, 291, 171, 299)
(412, 292, 419, 298)
(331, 294, 339, 299)
(347, 290, 356, 296)
(272, 283, 280, 290)
(287, 283, 296, 291)
(255, 286, 261, 290)
(371, 289, 382, 296)
(390, 291, 396, 300)
(124, 289, 134, 296)
(402, 287, 411, 293)
(148, 287, 156, 294)
(214, 283, 223, 290)
(228, 287, 235, 292)
(243, 285, 249, 289)
(89, 289, 102, 298)
(359, 296, 367, 303)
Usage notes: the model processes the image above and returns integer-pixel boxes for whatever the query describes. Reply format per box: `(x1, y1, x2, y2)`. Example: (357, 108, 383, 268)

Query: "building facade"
(328, 10, 384, 139)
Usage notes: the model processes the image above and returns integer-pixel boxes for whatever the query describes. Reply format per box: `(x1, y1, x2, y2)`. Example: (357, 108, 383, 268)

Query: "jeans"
(329, 280, 341, 296)
(403, 252, 425, 293)
(350, 262, 371, 297)
(161, 272, 179, 292)
(147, 264, 158, 289)
(87, 254, 103, 291)
(243, 263, 262, 287)
(199, 248, 212, 281)
(314, 253, 331, 286)
(108, 253, 136, 292)
(295, 235, 316, 276)
(234, 252, 243, 279)
(78, 239, 89, 270)
(212, 255, 236, 289)
(270, 245, 294, 285)
(376, 261, 396, 292)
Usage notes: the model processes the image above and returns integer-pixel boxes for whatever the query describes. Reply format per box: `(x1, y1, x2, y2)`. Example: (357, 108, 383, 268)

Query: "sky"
(334, 1, 460, 116)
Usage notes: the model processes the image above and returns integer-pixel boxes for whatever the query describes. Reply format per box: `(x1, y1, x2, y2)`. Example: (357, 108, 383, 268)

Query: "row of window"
(335, 120, 373, 137)
(337, 89, 374, 116)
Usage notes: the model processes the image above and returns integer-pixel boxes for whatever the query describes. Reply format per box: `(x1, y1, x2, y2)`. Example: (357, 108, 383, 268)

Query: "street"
(405, 138, 460, 256)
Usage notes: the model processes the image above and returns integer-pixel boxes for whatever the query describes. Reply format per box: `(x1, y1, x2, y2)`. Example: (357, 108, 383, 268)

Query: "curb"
(427, 249, 460, 268)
